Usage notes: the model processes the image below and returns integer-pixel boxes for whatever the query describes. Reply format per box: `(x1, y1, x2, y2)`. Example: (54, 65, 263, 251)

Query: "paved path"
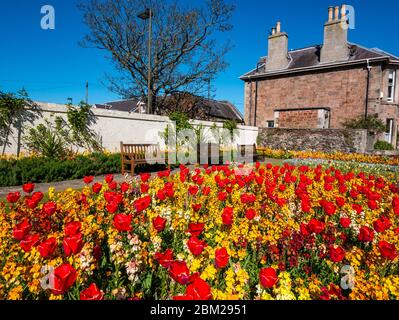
(0, 159, 285, 198)
(0, 174, 126, 198)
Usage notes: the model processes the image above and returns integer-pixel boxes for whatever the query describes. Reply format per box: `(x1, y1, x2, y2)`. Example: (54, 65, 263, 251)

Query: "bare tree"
(79, 0, 234, 114)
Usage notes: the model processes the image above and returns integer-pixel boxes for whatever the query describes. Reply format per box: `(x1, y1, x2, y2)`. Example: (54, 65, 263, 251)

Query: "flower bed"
(257, 148, 399, 166)
(1, 163, 399, 300)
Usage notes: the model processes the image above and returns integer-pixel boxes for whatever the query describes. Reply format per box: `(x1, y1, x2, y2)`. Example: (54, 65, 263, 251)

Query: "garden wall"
(258, 128, 369, 153)
(3, 102, 258, 155)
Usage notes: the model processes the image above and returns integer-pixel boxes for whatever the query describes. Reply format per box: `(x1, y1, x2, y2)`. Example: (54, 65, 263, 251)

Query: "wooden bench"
(120, 142, 163, 176)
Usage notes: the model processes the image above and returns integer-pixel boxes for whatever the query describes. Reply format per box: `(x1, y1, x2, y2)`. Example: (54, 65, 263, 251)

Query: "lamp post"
(138, 8, 154, 114)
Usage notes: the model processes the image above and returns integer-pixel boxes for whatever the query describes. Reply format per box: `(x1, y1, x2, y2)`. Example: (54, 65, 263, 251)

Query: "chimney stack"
(266, 21, 289, 71)
(320, 4, 349, 63)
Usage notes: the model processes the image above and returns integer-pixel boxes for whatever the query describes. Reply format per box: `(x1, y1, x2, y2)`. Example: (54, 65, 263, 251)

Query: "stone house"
(241, 5, 399, 148)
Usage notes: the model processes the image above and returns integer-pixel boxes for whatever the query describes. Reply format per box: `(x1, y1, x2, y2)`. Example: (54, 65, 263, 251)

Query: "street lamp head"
(138, 8, 153, 20)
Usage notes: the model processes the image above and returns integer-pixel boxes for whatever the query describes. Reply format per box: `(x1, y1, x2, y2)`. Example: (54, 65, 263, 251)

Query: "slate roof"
(93, 98, 143, 113)
(93, 97, 244, 123)
(241, 43, 399, 79)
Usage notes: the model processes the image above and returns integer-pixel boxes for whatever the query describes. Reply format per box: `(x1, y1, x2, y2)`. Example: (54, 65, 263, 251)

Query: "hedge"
(0, 153, 121, 187)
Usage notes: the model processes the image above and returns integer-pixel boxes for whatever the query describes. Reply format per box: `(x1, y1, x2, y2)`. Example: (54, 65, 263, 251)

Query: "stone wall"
(2, 102, 259, 155)
(258, 128, 369, 153)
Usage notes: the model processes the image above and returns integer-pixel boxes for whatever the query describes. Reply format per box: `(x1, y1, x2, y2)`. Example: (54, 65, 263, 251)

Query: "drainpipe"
(365, 59, 372, 120)
(249, 81, 253, 126)
(253, 62, 262, 127)
(254, 81, 259, 127)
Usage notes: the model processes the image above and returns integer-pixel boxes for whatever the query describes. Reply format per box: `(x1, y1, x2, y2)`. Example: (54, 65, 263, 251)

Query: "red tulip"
(245, 208, 257, 220)
(92, 183, 102, 194)
(320, 200, 336, 216)
(22, 183, 35, 194)
(329, 246, 346, 262)
(259, 267, 278, 288)
(113, 214, 132, 232)
(340, 217, 351, 229)
(43, 201, 57, 215)
(373, 216, 391, 233)
(152, 216, 167, 233)
(157, 189, 167, 201)
(215, 247, 229, 269)
(38, 237, 57, 258)
(367, 200, 378, 210)
(140, 173, 151, 183)
(378, 241, 397, 260)
(108, 181, 118, 190)
(120, 182, 130, 193)
(105, 174, 114, 184)
(192, 204, 202, 212)
(352, 204, 363, 214)
(134, 195, 151, 212)
(83, 176, 94, 184)
(300, 223, 310, 236)
(155, 249, 174, 268)
(6, 192, 20, 204)
(80, 283, 104, 300)
(187, 236, 206, 256)
(221, 207, 234, 226)
(241, 193, 256, 204)
(169, 261, 190, 285)
(20, 234, 40, 252)
(106, 202, 119, 214)
(52, 263, 77, 295)
(184, 278, 212, 300)
(217, 192, 227, 201)
(188, 185, 199, 196)
(26, 198, 38, 209)
(32, 191, 44, 203)
(358, 226, 374, 242)
(64, 221, 82, 236)
(307, 218, 325, 234)
(13, 219, 31, 241)
(63, 233, 83, 256)
(140, 183, 150, 194)
(187, 223, 205, 237)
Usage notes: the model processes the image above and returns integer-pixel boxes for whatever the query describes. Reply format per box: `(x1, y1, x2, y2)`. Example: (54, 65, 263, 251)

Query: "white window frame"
(387, 70, 396, 103)
(267, 120, 275, 128)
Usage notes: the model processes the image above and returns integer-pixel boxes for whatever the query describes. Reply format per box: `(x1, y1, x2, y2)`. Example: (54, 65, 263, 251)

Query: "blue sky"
(0, 0, 398, 113)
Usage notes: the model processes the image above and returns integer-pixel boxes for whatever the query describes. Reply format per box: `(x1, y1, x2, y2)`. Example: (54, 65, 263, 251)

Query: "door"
(385, 119, 394, 144)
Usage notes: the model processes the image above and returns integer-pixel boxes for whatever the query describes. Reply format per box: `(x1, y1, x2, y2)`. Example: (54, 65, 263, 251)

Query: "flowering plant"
(1, 163, 398, 300)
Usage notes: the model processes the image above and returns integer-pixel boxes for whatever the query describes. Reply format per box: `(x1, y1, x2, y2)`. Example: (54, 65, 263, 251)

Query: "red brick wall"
(277, 109, 319, 128)
(245, 67, 369, 129)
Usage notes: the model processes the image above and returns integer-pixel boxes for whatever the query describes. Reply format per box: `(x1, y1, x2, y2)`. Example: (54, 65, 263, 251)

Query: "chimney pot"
(276, 21, 281, 33)
(334, 6, 340, 21)
(328, 6, 334, 22)
(271, 27, 276, 35)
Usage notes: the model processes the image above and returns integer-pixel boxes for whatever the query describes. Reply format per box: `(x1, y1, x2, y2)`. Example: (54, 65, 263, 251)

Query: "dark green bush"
(374, 140, 394, 151)
(0, 153, 121, 187)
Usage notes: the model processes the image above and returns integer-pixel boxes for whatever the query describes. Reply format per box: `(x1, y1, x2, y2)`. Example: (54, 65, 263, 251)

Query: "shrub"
(374, 140, 394, 151)
(343, 114, 386, 133)
(0, 153, 121, 187)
